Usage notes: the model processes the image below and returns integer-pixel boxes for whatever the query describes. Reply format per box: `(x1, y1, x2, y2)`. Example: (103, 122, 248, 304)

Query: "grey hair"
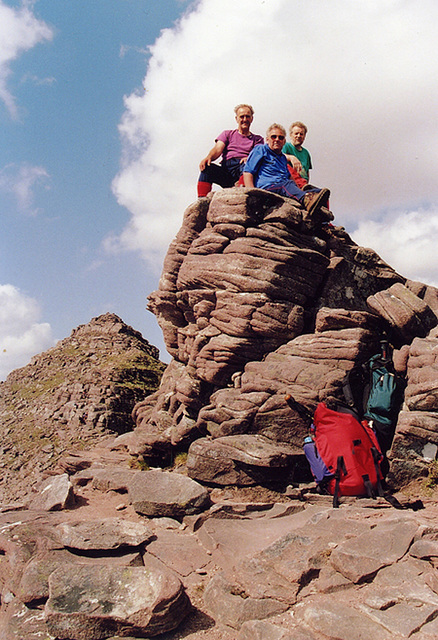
(266, 123, 286, 138)
(234, 104, 254, 115)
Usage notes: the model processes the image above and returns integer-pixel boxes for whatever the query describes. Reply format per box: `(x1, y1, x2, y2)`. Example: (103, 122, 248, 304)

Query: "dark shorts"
(198, 157, 243, 187)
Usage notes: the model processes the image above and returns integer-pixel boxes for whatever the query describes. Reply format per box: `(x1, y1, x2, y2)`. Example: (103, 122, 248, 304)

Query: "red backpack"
(307, 402, 383, 507)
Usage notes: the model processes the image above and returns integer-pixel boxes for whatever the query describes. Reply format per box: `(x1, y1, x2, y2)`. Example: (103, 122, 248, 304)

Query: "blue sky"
(1, 0, 190, 377)
(1, 0, 438, 380)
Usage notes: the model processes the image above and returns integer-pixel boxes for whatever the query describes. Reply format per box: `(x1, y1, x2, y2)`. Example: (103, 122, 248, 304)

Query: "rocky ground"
(1, 432, 438, 640)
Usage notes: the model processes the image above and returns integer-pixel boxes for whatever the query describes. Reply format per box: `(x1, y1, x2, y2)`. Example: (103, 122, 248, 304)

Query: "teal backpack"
(365, 353, 403, 426)
(342, 344, 406, 460)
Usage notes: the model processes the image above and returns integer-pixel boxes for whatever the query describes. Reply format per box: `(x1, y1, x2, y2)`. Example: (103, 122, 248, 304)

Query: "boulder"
(404, 334, 438, 411)
(18, 548, 143, 607)
(294, 596, 397, 640)
(44, 557, 191, 639)
(186, 435, 302, 486)
(144, 528, 211, 577)
(367, 283, 437, 345)
(128, 470, 210, 518)
(389, 332, 438, 482)
(29, 474, 74, 511)
(330, 516, 419, 582)
(56, 518, 154, 551)
(196, 326, 380, 449)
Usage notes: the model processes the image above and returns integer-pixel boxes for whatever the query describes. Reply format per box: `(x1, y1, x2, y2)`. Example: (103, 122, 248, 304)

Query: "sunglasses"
(270, 134, 285, 140)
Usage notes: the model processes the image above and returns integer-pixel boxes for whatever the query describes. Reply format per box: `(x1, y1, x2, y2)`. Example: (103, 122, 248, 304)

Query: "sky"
(1, 0, 438, 381)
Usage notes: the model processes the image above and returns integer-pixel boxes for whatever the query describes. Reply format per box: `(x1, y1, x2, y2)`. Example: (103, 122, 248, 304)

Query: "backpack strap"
(333, 456, 347, 508)
(362, 474, 375, 499)
(341, 363, 369, 418)
(285, 394, 313, 423)
(371, 446, 384, 497)
(341, 373, 356, 409)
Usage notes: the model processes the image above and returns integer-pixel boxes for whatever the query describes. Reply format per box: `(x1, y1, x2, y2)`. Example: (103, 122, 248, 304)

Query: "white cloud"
(0, 284, 55, 381)
(21, 72, 56, 86)
(352, 207, 438, 287)
(119, 44, 148, 59)
(0, 162, 50, 214)
(0, 0, 53, 118)
(111, 0, 438, 285)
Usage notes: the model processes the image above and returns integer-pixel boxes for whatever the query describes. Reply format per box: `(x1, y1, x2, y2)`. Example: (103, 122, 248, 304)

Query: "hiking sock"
(197, 181, 212, 197)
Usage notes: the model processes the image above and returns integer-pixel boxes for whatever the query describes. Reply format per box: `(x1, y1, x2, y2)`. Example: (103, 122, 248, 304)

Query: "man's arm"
(199, 140, 226, 171)
(284, 153, 303, 173)
(243, 172, 254, 188)
(242, 145, 264, 188)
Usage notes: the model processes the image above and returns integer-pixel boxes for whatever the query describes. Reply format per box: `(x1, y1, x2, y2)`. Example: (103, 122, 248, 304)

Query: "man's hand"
(199, 140, 226, 172)
(285, 154, 303, 174)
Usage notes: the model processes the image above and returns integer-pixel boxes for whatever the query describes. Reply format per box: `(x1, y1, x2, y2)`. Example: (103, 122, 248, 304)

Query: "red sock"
(197, 181, 212, 197)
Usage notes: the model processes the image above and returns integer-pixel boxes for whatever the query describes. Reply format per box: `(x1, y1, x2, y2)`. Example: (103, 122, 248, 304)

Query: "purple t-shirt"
(216, 129, 264, 162)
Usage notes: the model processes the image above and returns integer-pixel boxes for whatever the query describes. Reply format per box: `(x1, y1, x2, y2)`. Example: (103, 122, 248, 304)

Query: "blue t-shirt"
(244, 144, 290, 189)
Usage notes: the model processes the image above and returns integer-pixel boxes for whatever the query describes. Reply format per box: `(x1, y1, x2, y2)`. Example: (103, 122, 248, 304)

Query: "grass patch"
(173, 452, 188, 468)
(425, 460, 438, 489)
(9, 371, 66, 400)
(129, 456, 150, 471)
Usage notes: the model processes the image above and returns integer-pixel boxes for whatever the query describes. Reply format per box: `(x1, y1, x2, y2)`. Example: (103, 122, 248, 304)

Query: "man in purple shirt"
(197, 104, 264, 197)
(243, 123, 332, 220)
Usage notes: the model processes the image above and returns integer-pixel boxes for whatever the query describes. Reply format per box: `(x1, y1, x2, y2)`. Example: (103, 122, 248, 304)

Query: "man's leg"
(197, 164, 235, 196)
(224, 158, 244, 185)
(264, 180, 316, 202)
(265, 182, 332, 220)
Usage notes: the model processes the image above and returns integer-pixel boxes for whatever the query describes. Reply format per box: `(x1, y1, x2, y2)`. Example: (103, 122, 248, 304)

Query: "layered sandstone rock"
(129, 187, 438, 486)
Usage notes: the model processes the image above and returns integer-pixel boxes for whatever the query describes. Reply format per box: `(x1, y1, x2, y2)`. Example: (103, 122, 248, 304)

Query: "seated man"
(197, 104, 264, 197)
(283, 121, 312, 188)
(243, 123, 332, 219)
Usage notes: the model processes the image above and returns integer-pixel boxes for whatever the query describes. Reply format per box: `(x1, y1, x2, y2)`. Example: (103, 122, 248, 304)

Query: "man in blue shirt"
(243, 123, 331, 219)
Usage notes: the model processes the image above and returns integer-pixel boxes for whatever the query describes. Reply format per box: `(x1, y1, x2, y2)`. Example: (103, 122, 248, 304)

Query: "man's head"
(266, 124, 286, 154)
(289, 121, 308, 150)
(234, 104, 254, 134)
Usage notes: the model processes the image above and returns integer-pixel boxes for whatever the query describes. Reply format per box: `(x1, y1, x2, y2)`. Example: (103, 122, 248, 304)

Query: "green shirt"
(282, 142, 312, 180)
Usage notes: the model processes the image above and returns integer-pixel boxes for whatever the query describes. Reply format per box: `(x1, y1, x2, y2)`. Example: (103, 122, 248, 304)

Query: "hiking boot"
(302, 188, 331, 215)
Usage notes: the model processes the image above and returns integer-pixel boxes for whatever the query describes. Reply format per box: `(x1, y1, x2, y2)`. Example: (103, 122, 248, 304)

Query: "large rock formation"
(0, 313, 165, 504)
(127, 188, 438, 487)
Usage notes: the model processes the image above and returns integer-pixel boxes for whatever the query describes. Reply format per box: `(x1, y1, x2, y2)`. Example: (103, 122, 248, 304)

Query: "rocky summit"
(0, 312, 165, 505)
(2, 188, 438, 640)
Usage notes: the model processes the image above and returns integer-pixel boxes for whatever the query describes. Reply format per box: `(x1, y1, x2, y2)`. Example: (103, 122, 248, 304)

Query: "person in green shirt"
(282, 121, 312, 186)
